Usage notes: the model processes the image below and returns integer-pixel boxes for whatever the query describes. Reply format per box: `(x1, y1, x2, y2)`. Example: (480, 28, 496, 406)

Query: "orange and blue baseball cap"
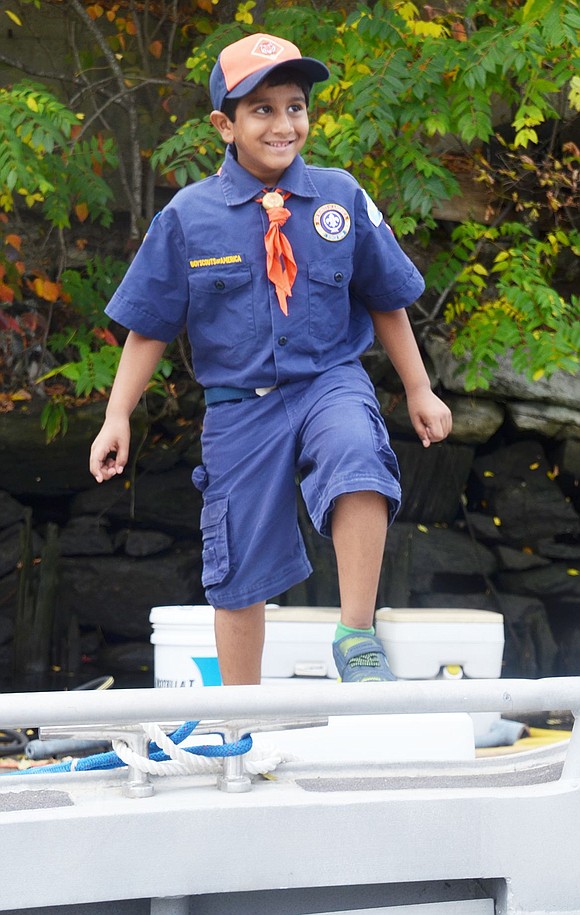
(209, 33, 329, 111)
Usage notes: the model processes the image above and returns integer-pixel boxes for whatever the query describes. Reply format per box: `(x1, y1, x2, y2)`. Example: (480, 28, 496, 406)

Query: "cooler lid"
(149, 605, 215, 624)
(375, 608, 504, 624)
(265, 606, 341, 623)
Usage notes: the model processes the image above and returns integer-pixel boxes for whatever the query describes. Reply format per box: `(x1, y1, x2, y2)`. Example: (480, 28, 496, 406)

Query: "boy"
(89, 32, 452, 685)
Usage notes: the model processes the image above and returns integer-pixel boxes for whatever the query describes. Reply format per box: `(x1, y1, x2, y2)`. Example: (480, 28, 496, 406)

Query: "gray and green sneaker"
(332, 634, 396, 683)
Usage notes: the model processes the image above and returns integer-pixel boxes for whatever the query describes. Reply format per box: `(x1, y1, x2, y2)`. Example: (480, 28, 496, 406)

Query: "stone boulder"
(58, 549, 204, 639)
(426, 337, 580, 408)
(471, 440, 580, 547)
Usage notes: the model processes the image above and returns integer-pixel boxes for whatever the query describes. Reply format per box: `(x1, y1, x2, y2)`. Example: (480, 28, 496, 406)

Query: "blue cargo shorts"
(192, 361, 401, 610)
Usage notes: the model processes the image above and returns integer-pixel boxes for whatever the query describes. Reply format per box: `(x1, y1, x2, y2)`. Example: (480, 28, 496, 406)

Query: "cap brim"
(225, 58, 330, 100)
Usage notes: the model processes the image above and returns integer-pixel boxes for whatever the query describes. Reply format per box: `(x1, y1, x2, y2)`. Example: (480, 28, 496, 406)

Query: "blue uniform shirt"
(105, 147, 425, 389)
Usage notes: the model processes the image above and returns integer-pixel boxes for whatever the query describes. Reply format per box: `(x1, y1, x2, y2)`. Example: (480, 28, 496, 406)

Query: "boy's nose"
(272, 111, 293, 134)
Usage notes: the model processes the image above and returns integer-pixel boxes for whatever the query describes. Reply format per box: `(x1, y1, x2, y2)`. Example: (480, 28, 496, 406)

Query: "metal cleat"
(40, 716, 328, 795)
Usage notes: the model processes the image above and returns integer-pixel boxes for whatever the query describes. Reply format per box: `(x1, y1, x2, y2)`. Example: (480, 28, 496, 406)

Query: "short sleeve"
(350, 188, 425, 312)
(105, 207, 189, 342)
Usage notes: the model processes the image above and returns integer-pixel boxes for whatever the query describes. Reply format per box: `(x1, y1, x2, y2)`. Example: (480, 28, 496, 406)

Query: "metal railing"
(1, 677, 579, 793)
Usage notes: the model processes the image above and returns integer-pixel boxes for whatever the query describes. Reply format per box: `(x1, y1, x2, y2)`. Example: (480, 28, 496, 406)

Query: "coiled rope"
(6, 720, 297, 777)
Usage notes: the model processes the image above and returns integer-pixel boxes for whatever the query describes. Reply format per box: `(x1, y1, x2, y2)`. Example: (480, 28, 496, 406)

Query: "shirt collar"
(218, 146, 320, 206)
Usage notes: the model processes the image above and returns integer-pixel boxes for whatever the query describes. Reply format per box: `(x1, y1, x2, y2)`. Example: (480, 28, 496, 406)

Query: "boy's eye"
(253, 103, 305, 115)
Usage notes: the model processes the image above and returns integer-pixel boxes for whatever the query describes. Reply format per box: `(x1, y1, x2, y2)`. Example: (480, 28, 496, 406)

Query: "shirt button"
(214, 279, 225, 290)
(278, 336, 288, 346)
(334, 272, 344, 283)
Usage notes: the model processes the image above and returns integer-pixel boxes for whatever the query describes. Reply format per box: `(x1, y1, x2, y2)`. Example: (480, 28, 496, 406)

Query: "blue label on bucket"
(193, 656, 222, 686)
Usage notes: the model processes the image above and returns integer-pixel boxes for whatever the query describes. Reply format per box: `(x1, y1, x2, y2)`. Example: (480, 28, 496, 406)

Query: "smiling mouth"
(266, 140, 294, 148)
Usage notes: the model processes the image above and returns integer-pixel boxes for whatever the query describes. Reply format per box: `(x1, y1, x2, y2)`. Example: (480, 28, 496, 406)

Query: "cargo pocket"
(366, 405, 400, 483)
(200, 496, 230, 587)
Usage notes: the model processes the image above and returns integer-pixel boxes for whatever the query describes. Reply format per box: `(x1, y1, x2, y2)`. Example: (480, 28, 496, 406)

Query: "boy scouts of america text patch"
(313, 204, 351, 242)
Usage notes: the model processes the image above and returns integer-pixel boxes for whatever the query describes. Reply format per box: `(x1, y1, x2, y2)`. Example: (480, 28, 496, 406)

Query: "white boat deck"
(1, 678, 579, 915)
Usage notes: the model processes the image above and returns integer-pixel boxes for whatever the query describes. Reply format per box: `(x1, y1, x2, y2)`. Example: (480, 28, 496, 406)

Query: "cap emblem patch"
(252, 37, 285, 60)
(313, 204, 351, 242)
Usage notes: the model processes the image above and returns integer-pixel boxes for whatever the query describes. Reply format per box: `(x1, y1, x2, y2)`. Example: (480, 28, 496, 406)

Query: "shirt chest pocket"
(187, 264, 256, 343)
(307, 258, 353, 342)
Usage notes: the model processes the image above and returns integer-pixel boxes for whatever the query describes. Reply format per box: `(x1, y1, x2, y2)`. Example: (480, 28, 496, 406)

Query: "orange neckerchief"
(256, 189, 297, 316)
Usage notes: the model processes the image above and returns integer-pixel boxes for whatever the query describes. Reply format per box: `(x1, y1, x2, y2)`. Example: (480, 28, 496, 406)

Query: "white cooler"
(262, 605, 340, 679)
(375, 607, 505, 680)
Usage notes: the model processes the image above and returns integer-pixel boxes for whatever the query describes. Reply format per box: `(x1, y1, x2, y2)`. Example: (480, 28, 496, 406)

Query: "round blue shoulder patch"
(313, 204, 351, 242)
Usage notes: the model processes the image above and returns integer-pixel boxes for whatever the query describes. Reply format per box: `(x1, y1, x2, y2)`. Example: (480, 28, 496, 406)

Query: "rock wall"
(1, 346, 579, 688)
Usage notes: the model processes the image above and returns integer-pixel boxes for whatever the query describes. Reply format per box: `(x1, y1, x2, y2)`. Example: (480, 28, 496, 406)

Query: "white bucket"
(150, 605, 221, 688)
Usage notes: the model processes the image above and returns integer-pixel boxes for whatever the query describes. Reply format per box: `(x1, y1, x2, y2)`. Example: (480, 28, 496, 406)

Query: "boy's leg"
(214, 602, 266, 685)
(295, 364, 400, 682)
(331, 490, 388, 630)
(330, 489, 395, 682)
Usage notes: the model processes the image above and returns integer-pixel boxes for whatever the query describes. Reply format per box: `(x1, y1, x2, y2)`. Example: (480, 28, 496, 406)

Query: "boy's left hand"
(406, 388, 452, 448)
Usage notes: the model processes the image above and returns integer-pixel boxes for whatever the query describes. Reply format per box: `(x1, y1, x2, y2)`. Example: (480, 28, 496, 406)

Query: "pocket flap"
(189, 265, 251, 294)
(201, 496, 228, 527)
(308, 259, 352, 288)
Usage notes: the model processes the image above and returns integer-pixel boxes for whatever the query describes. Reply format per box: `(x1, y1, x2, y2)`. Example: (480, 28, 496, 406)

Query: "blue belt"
(204, 385, 277, 406)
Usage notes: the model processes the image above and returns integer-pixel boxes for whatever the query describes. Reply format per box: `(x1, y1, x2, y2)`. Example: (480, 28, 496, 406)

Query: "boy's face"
(210, 82, 309, 186)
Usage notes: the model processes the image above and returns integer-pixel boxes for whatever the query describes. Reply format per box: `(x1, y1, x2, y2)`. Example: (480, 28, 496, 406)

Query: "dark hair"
(220, 67, 311, 121)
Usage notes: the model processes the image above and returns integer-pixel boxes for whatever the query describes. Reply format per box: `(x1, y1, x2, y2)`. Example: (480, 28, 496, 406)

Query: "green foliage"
(0, 82, 117, 227)
(38, 345, 174, 442)
(3, 0, 580, 418)
(0, 2, 225, 437)
(428, 222, 580, 388)
(41, 343, 124, 397)
(40, 398, 69, 443)
(151, 0, 580, 389)
(157, 0, 579, 229)
(33, 254, 173, 440)
(59, 256, 129, 328)
(151, 118, 223, 185)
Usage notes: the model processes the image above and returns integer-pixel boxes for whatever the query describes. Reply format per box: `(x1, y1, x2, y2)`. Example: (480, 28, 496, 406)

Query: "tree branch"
(69, 0, 143, 238)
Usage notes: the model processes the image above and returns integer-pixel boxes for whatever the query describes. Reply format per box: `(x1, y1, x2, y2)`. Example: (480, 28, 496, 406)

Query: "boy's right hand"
(89, 416, 131, 483)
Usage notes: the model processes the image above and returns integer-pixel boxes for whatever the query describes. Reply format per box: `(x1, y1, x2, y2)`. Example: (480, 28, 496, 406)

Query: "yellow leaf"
(11, 389, 32, 402)
(410, 20, 448, 38)
(26, 95, 39, 113)
(472, 263, 488, 276)
(75, 202, 89, 223)
(568, 76, 580, 113)
(395, 1, 419, 20)
(5, 9, 23, 26)
(529, 462, 540, 470)
(567, 569, 579, 577)
(493, 516, 502, 527)
(483, 470, 494, 477)
(417, 524, 429, 533)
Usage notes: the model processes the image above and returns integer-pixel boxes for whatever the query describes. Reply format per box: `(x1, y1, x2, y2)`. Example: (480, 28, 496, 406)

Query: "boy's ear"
(210, 110, 235, 144)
